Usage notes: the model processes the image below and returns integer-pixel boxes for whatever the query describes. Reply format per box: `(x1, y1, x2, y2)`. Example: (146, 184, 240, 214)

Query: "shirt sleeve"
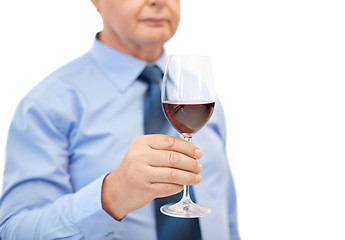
(0, 98, 123, 239)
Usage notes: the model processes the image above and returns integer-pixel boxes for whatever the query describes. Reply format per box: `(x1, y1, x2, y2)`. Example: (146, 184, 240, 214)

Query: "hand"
(101, 134, 203, 220)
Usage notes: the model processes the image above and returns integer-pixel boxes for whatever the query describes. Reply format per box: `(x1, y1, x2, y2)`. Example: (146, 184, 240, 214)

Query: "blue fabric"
(155, 189, 201, 240)
(139, 65, 202, 240)
(0, 36, 241, 240)
(139, 65, 168, 134)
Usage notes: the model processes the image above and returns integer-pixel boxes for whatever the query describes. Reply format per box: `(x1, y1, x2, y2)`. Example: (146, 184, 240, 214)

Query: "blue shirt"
(0, 37, 240, 240)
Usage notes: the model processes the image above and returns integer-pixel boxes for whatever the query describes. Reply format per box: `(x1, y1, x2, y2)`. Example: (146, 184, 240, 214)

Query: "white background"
(1, 0, 345, 239)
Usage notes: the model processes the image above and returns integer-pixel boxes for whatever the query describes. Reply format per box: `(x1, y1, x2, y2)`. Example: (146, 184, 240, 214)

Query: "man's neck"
(98, 31, 163, 63)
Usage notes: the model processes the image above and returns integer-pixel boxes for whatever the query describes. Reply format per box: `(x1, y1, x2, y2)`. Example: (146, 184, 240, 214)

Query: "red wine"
(163, 101, 215, 137)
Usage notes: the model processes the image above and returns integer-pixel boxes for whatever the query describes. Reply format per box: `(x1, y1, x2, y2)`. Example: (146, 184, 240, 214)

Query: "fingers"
(127, 135, 203, 200)
(147, 166, 202, 186)
(147, 150, 202, 174)
(148, 168, 201, 198)
(151, 183, 184, 198)
(144, 134, 203, 159)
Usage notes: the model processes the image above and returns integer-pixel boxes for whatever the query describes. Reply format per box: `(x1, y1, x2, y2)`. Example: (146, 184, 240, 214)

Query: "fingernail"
(195, 174, 202, 183)
(195, 148, 203, 159)
(198, 163, 202, 172)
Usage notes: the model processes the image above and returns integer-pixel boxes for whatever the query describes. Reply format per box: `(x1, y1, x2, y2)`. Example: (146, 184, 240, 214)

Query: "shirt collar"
(89, 35, 167, 93)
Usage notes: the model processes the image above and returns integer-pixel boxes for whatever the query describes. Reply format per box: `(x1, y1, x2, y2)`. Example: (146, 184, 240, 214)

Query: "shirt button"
(105, 232, 114, 238)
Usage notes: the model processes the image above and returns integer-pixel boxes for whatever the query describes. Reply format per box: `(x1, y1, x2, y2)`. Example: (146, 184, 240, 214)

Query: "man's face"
(92, 0, 180, 49)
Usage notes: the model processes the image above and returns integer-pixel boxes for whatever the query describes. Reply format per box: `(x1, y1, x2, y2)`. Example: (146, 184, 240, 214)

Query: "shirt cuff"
(72, 174, 124, 239)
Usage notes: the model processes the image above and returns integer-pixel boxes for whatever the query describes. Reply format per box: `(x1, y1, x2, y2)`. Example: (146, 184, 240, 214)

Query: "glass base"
(160, 197, 211, 218)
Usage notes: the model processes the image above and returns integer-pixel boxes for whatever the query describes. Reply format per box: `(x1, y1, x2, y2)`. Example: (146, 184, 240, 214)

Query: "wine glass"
(161, 55, 216, 218)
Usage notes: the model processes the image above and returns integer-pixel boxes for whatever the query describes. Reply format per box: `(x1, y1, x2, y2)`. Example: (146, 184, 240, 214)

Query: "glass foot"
(160, 197, 211, 218)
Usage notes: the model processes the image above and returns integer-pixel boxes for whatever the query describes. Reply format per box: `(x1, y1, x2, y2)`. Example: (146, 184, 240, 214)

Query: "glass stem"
(182, 137, 192, 201)
(183, 185, 190, 199)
